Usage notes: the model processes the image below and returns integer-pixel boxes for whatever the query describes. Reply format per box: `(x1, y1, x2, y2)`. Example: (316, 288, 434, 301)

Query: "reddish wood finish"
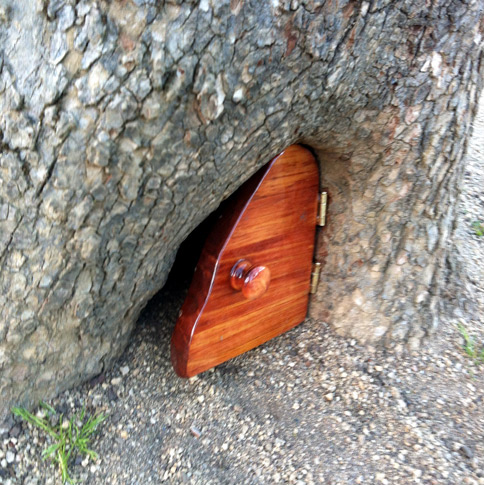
(171, 145, 319, 377)
(230, 259, 271, 299)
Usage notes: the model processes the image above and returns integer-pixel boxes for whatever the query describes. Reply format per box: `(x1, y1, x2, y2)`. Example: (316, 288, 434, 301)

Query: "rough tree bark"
(0, 0, 482, 420)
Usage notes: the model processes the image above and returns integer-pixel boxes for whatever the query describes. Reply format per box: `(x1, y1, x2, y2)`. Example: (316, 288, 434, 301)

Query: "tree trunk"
(0, 0, 482, 419)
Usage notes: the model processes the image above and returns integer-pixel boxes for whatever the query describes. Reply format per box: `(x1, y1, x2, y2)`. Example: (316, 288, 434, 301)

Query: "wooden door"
(171, 145, 319, 377)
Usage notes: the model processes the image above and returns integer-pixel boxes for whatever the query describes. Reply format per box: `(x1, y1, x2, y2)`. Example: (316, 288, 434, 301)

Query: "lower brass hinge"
(317, 192, 328, 226)
(310, 262, 321, 294)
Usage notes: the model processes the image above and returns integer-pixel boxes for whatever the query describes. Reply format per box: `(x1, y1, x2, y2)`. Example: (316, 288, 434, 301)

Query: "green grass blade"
(80, 413, 106, 439)
(457, 322, 476, 357)
(85, 448, 99, 460)
(39, 401, 56, 415)
(42, 442, 61, 460)
(471, 221, 484, 236)
(12, 407, 59, 440)
(58, 448, 70, 484)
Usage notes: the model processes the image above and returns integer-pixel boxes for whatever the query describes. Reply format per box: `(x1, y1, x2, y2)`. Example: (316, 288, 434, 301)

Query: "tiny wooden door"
(171, 145, 319, 377)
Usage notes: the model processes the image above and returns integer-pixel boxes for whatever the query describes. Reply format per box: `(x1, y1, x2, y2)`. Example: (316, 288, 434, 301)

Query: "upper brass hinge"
(310, 262, 322, 294)
(317, 192, 328, 226)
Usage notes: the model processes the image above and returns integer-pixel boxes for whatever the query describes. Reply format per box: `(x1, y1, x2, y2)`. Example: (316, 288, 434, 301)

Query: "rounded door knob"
(230, 259, 271, 300)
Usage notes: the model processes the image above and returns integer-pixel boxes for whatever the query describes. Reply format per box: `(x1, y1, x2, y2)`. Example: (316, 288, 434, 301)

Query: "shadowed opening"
(136, 193, 234, 335)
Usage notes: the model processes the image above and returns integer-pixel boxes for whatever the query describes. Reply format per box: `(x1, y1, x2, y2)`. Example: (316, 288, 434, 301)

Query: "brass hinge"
(310, 262, 321, 294)
(317, 192, 328, 226)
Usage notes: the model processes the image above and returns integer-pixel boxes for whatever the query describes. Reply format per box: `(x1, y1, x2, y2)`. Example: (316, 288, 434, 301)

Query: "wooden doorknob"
(230, 259, 271, 300)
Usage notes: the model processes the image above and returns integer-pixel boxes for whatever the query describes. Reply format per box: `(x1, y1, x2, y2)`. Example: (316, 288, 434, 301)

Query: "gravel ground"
(1, 100, 483, 484)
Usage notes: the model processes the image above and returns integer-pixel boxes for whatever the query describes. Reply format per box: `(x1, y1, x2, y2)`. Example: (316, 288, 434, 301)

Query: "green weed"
(471, 221, 484, 237)
(12, 403, 106, 484)
(457, 322, 484, 365)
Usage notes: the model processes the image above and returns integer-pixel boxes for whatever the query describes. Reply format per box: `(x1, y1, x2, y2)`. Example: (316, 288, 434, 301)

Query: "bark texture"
(0, 0, 483, 419)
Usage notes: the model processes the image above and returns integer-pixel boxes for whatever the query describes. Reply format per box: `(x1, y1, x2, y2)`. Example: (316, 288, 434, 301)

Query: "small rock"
(413, 469, 422, 478)
(107, 388, 119, 402)
(111, 377, 122, 386)
(8, 425, 21, 438)
(324, 393, 334, 402)
(120, 366, 130, 376)
(0, 5, 10, 23)
(275, 438, 285, 447)
(233, 87, 245, 103)
(459, 444, 474, 460)
(5, 451, 15, 464)
(453, 442, 463, 451)
(190, 425, 201, 438)
(390, 387, 401, 399)
(0, 458, 7, 468)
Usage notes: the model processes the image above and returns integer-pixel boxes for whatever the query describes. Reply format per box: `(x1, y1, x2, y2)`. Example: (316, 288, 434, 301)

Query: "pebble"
(190, 426, 201, 439)
(120, 366, 130, 376)
(8, 426, 21, 439)
(5, 451, 15, 464)
(460, 445, 474, 460)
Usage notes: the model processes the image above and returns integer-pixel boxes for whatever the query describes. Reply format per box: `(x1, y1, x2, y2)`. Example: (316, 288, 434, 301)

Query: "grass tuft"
(12, 403, 106, 484)
(471, 221, 484, 237)
(457, 322, 484, 365)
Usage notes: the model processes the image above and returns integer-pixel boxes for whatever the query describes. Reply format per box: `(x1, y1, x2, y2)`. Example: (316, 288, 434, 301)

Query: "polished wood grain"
(171, 145, 319, 377)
